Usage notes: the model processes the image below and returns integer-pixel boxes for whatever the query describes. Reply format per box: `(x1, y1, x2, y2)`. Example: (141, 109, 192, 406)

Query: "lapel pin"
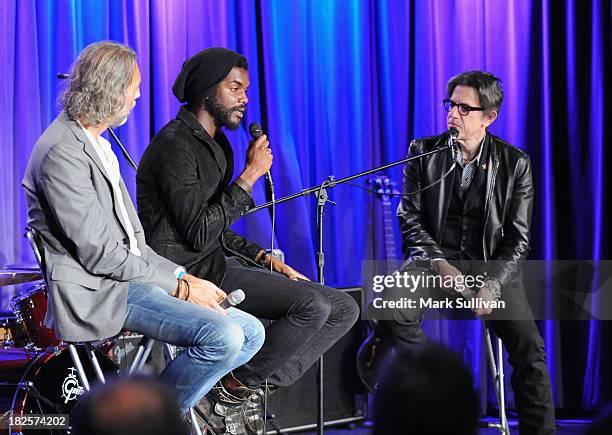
(481, 163, 487, 171)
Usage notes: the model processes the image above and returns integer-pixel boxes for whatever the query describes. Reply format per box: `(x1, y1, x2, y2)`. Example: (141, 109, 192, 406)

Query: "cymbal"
(0, 270, 43, 286)
(4, 261, 40, 271)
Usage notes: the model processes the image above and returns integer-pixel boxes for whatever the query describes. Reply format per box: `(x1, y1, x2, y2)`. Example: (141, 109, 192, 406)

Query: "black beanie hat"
(172, 47, 247, 104)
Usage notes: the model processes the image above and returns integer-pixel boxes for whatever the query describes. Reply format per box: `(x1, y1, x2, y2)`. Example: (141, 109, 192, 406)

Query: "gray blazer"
(22, 111, 179, 342)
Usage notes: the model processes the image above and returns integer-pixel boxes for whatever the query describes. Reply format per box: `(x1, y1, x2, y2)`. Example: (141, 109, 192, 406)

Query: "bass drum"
(0, 346, 119, 434)
(11, 283, 61, 348)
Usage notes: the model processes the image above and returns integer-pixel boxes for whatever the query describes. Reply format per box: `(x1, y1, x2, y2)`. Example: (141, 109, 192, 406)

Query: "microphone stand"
(108, 127, 138, 170)
(247, 144, 452, 214)
(246, 141, 453, 435)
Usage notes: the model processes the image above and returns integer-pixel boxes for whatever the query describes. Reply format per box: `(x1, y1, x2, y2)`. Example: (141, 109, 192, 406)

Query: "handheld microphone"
(220, 289, 246, 309)
(249, 122, 274, 189)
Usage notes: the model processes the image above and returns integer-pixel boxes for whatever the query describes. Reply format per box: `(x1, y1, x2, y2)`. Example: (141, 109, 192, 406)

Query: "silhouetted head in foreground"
(373, 343, 479, 435)
(71, 376, 189, 435)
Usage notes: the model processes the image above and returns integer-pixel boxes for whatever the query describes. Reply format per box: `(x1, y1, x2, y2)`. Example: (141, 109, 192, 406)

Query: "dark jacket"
(397, 132, 534, 287)
(137, 107, 263, 286)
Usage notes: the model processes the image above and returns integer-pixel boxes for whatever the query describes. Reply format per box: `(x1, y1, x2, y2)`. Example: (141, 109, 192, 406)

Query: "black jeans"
(381, 262, 556, 435)
(221, 257, 360, 387)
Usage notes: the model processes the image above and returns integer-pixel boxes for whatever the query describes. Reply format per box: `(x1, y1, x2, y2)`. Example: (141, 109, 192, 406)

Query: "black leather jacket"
(137, 107, 263, 286)
(397, 132, 534, 287)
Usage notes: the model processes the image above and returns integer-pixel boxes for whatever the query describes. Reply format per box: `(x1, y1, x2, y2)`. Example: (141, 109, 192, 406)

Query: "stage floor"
(293, 419, 593, 434)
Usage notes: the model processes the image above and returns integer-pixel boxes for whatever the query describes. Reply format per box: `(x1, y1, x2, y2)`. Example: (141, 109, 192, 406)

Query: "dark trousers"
(221, 257, 360, 387)
(381, 263, 556, 435)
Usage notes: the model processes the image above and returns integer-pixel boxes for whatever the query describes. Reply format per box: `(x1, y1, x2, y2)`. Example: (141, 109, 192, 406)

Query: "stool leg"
(482, 320, 510, 434)
(128, 336, 147, 374)
(68, 344, 91, 392)
(129, 336, 154, 373)
(85, 343, 106, 384)
(189, 408, 204, 435)
(497, 336, 510, 435)
(140, 338, 155, 367)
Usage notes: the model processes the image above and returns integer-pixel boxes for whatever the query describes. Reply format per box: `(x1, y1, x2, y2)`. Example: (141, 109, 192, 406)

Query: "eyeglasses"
(443, 99, 485, 116)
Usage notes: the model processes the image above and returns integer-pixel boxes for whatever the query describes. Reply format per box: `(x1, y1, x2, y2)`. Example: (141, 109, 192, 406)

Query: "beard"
(110, 103, 134, 128)
(205, 96, 245, 131)
(110, 115, 128, 128)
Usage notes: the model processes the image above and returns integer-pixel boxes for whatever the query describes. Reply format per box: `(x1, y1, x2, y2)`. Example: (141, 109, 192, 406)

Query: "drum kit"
(0, 265, 119, 434)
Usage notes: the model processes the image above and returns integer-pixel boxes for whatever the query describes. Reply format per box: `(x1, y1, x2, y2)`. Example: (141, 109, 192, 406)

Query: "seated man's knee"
(223, 322, 246, 354)
(336, 291, 360, 324)
(194, 320, 245, 360)
(295, 291, 332, 328)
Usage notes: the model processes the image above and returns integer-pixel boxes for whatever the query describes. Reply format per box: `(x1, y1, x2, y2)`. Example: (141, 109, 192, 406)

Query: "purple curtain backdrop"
(0, 0, 609, 413)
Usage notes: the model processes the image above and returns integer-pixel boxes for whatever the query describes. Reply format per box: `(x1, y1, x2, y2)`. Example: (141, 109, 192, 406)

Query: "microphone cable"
(248, 122, 276, 275)
(268, 172, 275, 275)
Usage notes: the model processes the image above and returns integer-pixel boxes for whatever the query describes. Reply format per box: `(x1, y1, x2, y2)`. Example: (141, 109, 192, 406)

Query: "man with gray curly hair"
(22, 40, 265, 416)
(60, 41, 138, 127)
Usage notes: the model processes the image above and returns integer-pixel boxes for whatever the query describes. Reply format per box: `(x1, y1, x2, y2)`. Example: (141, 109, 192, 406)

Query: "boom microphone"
(447, 127, 459, 159)
(220, 289, 246, 309)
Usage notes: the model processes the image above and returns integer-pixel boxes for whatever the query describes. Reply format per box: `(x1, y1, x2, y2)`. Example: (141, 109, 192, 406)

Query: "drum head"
(2, 346, 119, 434)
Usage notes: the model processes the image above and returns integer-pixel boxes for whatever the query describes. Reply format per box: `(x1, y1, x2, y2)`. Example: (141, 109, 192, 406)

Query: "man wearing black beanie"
(137, 47, 359, 434)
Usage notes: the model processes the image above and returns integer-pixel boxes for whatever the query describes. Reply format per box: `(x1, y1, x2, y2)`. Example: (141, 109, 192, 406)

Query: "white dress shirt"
(78, 123, 142, 257)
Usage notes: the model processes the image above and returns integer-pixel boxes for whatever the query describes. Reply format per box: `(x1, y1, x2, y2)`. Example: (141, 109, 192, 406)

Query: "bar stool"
(25, 227, 203, 435)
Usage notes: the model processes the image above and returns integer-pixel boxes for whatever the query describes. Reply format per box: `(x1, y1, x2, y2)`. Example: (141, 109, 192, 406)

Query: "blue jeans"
(123, 282, 265, 412)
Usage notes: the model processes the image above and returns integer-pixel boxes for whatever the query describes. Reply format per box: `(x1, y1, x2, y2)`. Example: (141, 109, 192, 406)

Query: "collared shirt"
(455, 134, 486, 197)
(78, 122, 142, 257)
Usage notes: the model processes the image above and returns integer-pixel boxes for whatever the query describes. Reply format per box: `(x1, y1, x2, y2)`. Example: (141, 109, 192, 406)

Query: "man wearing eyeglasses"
(384, 71, 556, 434)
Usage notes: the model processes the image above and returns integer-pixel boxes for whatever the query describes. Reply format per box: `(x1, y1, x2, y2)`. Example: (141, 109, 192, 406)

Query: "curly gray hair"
(60, 41, 136, 126)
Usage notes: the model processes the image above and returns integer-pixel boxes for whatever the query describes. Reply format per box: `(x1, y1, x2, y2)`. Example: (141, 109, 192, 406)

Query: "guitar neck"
(382, 198, 396, 262)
